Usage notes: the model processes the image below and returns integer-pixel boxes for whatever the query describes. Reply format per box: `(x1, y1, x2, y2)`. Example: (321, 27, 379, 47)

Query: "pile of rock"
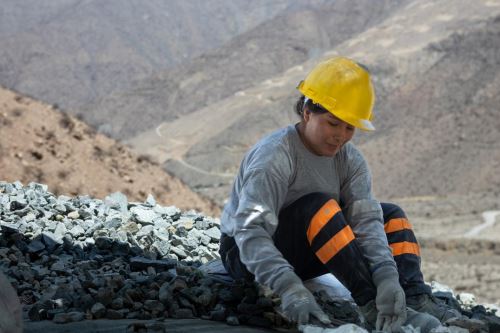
(0, 181, 498, 332)
(0, 181, 300, 328)
(0, 181, 221, 264)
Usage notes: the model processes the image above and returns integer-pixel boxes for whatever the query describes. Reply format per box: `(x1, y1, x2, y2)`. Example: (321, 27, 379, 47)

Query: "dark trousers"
(219, 192, 431, 306)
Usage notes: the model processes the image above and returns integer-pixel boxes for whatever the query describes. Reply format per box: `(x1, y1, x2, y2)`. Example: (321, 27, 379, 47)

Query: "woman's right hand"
(274, 270, 331, 325)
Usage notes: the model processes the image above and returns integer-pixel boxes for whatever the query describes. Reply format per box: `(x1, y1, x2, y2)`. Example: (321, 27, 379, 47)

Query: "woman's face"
(300, 109, 355, 157)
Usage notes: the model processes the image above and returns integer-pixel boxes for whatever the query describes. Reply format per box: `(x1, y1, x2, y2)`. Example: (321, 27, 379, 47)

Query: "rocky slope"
(0, 86, 219, 216)
(0, 0, 327, 119)
(86, 0, 410, 139)
(124, 0, 500, 206)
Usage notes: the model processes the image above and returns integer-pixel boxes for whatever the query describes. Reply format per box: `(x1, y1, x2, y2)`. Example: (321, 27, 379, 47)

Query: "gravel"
(0, 181, 498, 332)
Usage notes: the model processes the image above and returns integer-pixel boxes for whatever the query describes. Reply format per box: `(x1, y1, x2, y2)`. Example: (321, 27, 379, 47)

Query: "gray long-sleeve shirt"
(220, 124, 396, 291)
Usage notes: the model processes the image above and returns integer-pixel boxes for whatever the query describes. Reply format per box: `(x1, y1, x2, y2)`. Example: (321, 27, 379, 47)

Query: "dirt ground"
(396, 192, 500, 305)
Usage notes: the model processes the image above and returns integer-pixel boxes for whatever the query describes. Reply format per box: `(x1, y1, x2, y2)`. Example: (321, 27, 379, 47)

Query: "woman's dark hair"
(294, 95, 329, 118)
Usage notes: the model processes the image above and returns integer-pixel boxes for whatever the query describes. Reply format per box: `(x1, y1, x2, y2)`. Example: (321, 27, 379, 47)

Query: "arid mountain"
(2, 0, 500, 209)
(0, 86, 219, 216)
(125, 0, 500, 205)
(0, 0, 323, 117)
(86, 0, 410, 139)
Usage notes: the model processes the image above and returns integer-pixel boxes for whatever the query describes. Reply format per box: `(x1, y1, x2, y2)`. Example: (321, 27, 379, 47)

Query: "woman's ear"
(303, 108, 311, 122)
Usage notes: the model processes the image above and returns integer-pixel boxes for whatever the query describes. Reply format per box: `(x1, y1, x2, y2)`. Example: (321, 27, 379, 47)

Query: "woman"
(219, 57, 459, 332)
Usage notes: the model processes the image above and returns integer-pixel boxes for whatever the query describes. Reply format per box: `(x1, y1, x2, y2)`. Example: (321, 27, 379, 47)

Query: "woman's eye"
(329, 122, 338, 127)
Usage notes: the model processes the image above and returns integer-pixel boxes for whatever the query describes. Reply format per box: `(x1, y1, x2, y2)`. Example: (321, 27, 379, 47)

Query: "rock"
(69, 225, 85, 238)
(159, 283, 172, 304)
(170, 245, 188, 259)
(430, 326, 468, 333)
(136, 225, 154, 237)
(152, 240, 171, 257)
(95, 288, 114, 306)
(457, 293, 476, 308)
(130, 257, 177, 271)
(91, 302, 106, 318)
(131, 206, 157, 225)
(155, 206, 180, 217)
(144, 300, 165, 313)
(53, 311, 85, 323)
(95, 237, 113, 250)
(175, 308, 194, 319)
(120, 221, 140, 234)
(106, 309, 125, 319)
(2, 181, 497, 332)
(145, 194, 156, 207)
(27, 239, 45, 253)
(226, 315, 240, 326)
(53, 223, 67, 239)
(67, 211, 80, 219)
(104, 215, 122, 228)
(104, 192, 128, 214)
(111, 297, 124, 310)
(204, 226, 221, 241)
(444, 317, 488, 332)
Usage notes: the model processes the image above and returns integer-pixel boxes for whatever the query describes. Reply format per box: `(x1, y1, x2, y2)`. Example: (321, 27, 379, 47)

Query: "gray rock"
(157, 205, 180, 217)
(111, 297, 124, 310)
(104, 215, 122, 228)
(53, 223, 67, 240)
(131, 206, 157, 225)
(170, 245, 188, 259)
(27, 239, 45, 253)
(69, 225, 85, 238)
(152, 240, 171, 257)
(199, 234, 211, 246)
(120, 221, 140, 234)
(130, 257, 177, 271)
(24, 212, 36, 222)
(137, 225, 154, 237)
(53, 311, 85, 323)
(226, 315, 240, 326)
(159, 282, 173, 303)
(106, 309, 125, 319)
(144, 300, 165, 313)
(54, 204, 66, 213)
(175, 308, 194, 319)
(41, 232, 63, 251)
(152, 217, 171, 229)
(104, 192, 128, 214)
(67, 211, 80, 219)
(50, 261, 66, 273)
(90, 302, 106, 318)
(145, 194, 156, 207)
(205, 226, 221, 241)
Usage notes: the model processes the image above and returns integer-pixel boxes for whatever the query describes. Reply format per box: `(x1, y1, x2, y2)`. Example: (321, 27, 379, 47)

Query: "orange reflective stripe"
(315, 226, 355, 264)
(307, 199, 341, 244)
(384, 218, 413, 234)
(390, 241, 420, 257)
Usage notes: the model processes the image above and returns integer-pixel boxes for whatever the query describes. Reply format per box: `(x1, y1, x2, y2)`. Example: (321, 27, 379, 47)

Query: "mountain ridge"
(0, 85, 219, 216)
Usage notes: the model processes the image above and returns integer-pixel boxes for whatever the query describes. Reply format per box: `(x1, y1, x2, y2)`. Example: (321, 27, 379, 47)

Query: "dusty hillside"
(0, 0, 327, 126)
(0, 86, 219, 216)
(355, 14, 500, 199)
(126, 0, 500, 206)
(89, 0, 409, 139)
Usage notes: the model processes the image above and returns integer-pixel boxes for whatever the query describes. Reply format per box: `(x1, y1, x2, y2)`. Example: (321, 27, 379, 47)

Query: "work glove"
(0, 272, 23, 333)
(273, 270, 331, 325)
(373, 266, 406, 332)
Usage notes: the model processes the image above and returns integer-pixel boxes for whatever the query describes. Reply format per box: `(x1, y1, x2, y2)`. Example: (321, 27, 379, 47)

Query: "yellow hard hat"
(297, 56, 375, 131)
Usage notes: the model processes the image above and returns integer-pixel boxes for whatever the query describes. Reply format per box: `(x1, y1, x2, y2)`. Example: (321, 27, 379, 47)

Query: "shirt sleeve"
(231, 166, 296, 290)
(339, 144, 397, 273)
